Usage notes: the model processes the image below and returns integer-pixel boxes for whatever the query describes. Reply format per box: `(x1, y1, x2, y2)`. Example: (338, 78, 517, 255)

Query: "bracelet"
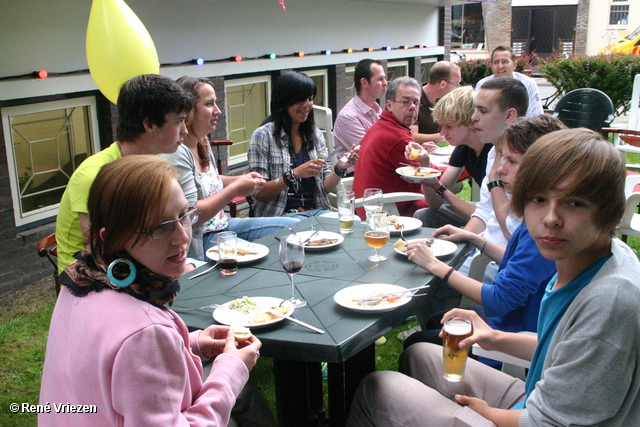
(334, 163, 348, 178)
(283, 170, 294, 187)
(479, 238, 487, 256)
(435, 183, 447, 199)
(487, 180, 503, 192)
(443, 267, 455, 285)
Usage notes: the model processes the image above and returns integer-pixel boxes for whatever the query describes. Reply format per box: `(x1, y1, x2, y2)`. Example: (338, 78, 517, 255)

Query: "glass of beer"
(364, 212, 389, 262)
(338, 190, 355, 234)
(217, 231, 238, 276)
(442, 317, 473, 382)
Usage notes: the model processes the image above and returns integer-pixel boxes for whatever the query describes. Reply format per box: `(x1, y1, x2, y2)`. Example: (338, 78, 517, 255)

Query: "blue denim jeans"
(283, 208, 332, 220)
(203, 216, 299, 253)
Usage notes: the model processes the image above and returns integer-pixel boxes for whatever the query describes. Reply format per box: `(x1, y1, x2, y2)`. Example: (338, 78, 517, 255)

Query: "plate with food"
(213, 296, 294, 328)
(392, 238, 457, 258)
(386, 215, 423, 234)
(395, 166, 441, 184)
(431, 145, 455, 156)
(206, 242, 269, 264)
(296, 230, 344, 250)
(334, 283, 412, 313)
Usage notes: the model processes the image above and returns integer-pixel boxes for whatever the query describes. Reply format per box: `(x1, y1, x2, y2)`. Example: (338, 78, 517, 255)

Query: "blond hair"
(432, 86, 475, 127)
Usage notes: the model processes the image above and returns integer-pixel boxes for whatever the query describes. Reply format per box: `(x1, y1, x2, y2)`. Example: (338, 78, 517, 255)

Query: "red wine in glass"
(279, 234, 306, 307)
(282, 261, 303, 274)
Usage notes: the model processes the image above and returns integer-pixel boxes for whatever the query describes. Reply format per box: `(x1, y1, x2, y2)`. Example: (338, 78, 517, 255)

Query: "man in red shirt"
(353, 76, 425, 218)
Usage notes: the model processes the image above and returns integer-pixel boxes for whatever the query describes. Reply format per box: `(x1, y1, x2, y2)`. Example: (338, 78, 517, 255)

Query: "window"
(304, 69, 328, 107)
(609, 0, 629, 26)
(386, 61, 409, 83)
(2, 97, 100, 227)
(344, 66, 356, 106)
(420, 59, 437, 85)
(225, 76, 271, 165)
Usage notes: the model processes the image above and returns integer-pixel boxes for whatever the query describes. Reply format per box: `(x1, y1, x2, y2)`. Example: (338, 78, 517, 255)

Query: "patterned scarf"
(60, 248, 181, 308)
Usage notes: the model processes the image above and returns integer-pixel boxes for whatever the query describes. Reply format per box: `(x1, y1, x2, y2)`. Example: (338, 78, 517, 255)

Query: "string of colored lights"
(0, 44, 426, 81)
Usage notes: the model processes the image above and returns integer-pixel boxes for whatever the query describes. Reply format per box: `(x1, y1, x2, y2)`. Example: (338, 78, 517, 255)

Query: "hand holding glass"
(279, 234, 306, 307)
(365, 212, 390, 262)
(442, 317, 473, 382)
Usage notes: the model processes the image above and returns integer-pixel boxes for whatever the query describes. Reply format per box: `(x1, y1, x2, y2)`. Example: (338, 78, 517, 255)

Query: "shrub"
(459, 53, 536, 87)
(538, 53, 640, 115)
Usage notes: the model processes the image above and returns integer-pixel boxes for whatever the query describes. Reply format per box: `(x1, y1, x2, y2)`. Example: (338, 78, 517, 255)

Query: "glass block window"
(2, 97, 99, 227)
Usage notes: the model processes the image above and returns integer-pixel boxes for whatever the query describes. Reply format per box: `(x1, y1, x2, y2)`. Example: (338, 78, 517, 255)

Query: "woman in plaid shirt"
(249, 72, 358, 218)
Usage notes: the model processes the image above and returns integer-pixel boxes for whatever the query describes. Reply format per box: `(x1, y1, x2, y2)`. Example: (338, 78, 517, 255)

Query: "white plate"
(334, 284, 412, 313)
(213, 296, 294, 328)
(393, 238, 457, 258)
(395, 166, 442, 184)
(297, 230, 344, 250)
(206, 242, 269, 264)
(386, 216, 423, 234)
(431, 145, 455, 156)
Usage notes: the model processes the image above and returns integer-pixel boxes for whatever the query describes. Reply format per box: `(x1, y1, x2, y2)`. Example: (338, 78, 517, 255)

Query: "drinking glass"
(362, 188, 383, 219)
(279, 234, 306, 307)
(337, 190, 355, 234)
(217, 231, 237, 276)
(364, 212, 390, 262)
(442, 317, 473, 382)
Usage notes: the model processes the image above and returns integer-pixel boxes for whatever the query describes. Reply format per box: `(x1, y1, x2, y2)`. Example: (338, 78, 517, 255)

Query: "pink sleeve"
(112, 324, 248, 427)
(334, 115, 366, 156)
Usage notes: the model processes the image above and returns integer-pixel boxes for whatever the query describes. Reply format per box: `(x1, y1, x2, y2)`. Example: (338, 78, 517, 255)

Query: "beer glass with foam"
(442, 317, 472, 382)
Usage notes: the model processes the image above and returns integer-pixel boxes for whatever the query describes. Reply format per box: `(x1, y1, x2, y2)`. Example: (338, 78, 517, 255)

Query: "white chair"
(354, 192, 425, 217)
(606, 74, 640, 169)
(315, 105, 349, 201)
(618, 174, 640, 241)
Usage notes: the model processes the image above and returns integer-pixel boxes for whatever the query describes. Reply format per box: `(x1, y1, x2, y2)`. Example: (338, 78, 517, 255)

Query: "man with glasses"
(56, 74, 195, 274)
(334, 59, 388, 176)
(353, 77, 427, 217)
(476, 45, 543, 117)
(411, 61, 462, 147)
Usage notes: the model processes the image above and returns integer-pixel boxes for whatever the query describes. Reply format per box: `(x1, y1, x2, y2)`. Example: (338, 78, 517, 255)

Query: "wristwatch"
(487, 180, 504, 191)
(435, 183, 447, 199)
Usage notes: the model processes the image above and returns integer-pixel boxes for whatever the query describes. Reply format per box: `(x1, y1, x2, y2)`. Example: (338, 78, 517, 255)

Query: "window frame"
(608, 0, 629, 28)
(224, 75, 272, 166)
(2, 96, 101, 227)
(302, 68, 329, 108)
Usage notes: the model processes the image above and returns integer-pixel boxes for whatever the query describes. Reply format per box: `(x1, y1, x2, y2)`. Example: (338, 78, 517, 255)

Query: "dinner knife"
(352, 284, 431, 302)
(188, 261, 219, 280)
(212, 304, 325, 334)
(262, 308, 325, 334)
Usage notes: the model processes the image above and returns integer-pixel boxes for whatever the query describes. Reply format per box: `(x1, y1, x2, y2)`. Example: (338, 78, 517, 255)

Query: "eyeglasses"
(444, 80, 461, 87)
(136, 208, 200, 240)
(392, 99, 420, 108)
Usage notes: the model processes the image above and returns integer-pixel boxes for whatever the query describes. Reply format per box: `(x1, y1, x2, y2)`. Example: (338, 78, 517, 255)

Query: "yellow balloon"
(86, 0, 159, 104)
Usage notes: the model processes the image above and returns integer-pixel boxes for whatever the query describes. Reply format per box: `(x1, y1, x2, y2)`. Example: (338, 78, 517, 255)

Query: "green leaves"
(538, 53, 640, 116)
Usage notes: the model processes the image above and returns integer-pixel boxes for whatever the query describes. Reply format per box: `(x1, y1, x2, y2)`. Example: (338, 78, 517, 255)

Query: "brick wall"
(575, 0, 590, 55)
(482, 0, 513, 52)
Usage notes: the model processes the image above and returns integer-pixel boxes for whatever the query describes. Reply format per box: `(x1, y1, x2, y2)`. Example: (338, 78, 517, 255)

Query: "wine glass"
(364, 212, 390, 262)
(363, 188, 383, 220)
(279, 234, 306, 307)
